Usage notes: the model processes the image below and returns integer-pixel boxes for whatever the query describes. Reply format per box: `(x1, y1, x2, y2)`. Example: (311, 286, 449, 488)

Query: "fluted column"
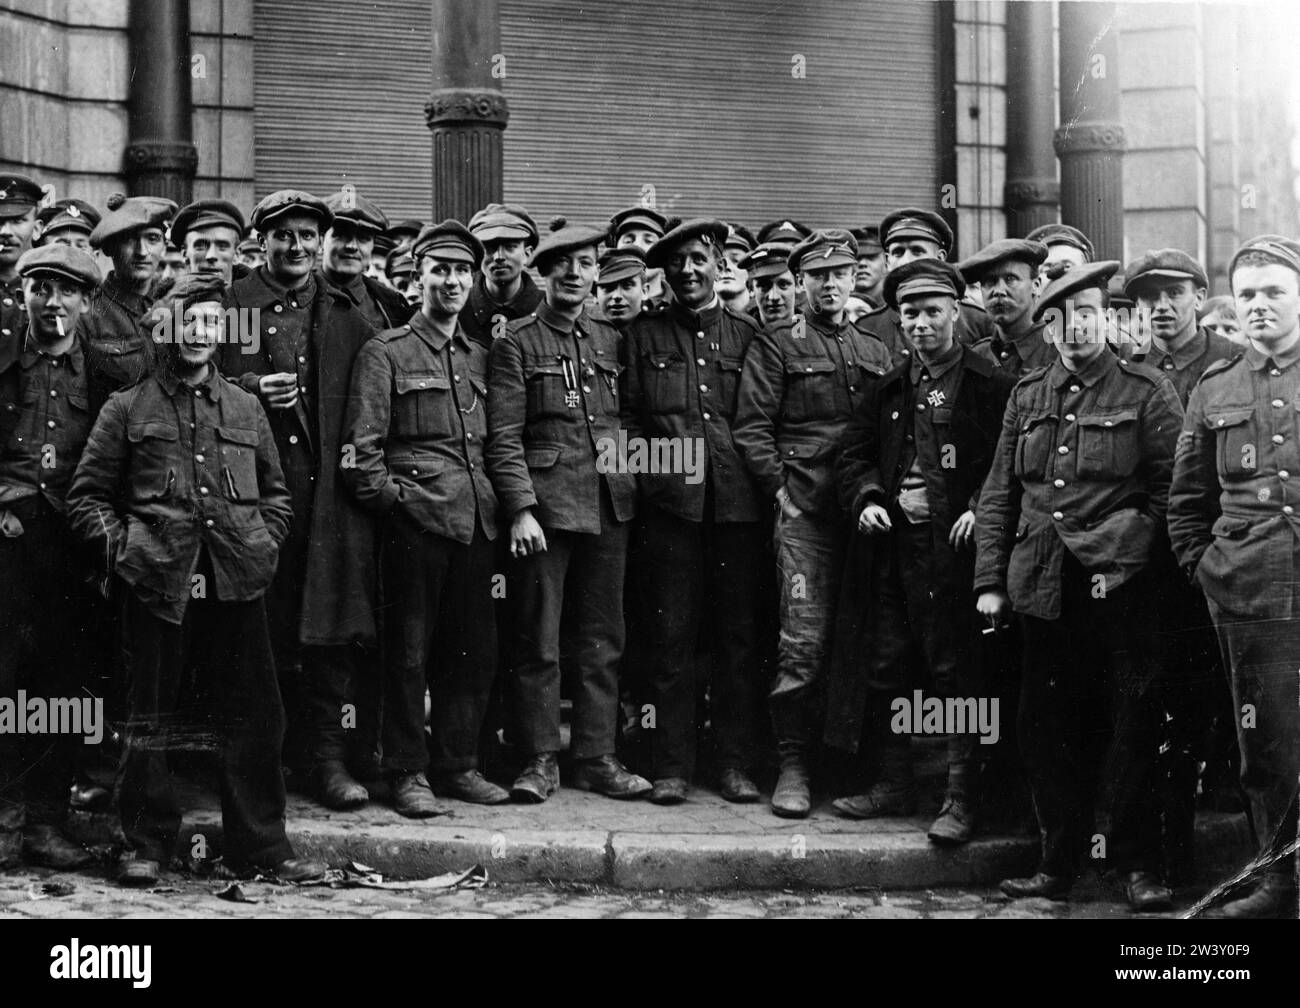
(1004, 0, 1059, 235)
(124, 0, 198, 202)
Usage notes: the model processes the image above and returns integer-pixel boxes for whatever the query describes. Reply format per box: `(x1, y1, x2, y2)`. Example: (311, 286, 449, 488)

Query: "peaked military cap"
(1025, 223, 1095, 262)
(1123, 248, 1209, 295)
(384, 247, 415, 279)
(0, 173, 44, 220)
(740, 241, 795, 280)
(1033, 260, 1121, 322)
(37, 199, 100, 237)
(386, 218, 424, 243)
(850, 226, 883, 255)
(1229, 234, 1300, 282)
(325, 190, 389, 235)
(789, 228, 859, 273)
(412, 219, 483, 265)
(17, 242, 103, 288)
(958, 238, 1049, 283)
(883, 258, 965, 310)
(724, 223, 757, 255)
(756, 219, 811, 247)
(249, 190, 331, 232)
(645, 218, 729, 269)
(597, 245, 646, 285)
(89, 193, 178, 250)
(170, 199, 246, 247)
(879, 207, 953, 253)
(468, 203, 538, 244)
(609, 205, 668, 243)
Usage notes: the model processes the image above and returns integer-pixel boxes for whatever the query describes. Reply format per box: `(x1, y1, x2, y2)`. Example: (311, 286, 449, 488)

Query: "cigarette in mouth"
(56, 317, 66, 337)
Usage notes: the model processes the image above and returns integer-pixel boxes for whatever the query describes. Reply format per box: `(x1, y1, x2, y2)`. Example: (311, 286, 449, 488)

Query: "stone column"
(1054, 0, 1125, 261)
(1004, 0, 1059, 236)
(425, 0, 508, 222)
(124, 0, 198, 203)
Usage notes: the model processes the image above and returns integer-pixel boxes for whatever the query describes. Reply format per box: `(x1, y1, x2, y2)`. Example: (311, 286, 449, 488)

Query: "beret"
(17, 242, 103, 288)
(597, 246, 646, 285)
(1123, 248, 1208, 295)
(789, 228, 859, 273)
(249, 189, 332, 232)
(325, 191, 389, 235)
(468, 203, 538, 244)
(724, 223, 757, 254)
(531, 221, 608, 271)
(756, 219, 811, 247)
(1025, 223, 1095, 261)
(1229, 235, 1300, 282)
(89, 193, 178, 250)
(170, 199, 246, 246)
(384, 247, 415, 278)
(958, 238, 1048, 283)
(645, 218, 729, 268)
(740, 241, 795, 280)
(850, 226, 883, 254)
(879, 207, 953, 253)
(1033, 260, 1121, 322)
(0, 173, 44, 220)
(36, 198, 100, 237)
(883, 258, 965, 310)
(412, 219, 483, 265)
(609, 205, 668, 243)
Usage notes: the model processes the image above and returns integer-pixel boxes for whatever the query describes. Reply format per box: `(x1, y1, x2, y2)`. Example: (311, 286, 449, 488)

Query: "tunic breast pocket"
(126, 420, 179, 501)
(594, 359, 623, 415)
(1014, 413, 1057, 482)
(522, 359, 570, 420)
(394, 372, 452, 435)
(643, 351, 687, 414)
(216, 425, 261, 503)
(717, 356, 745, 412)
(1202, 407, 1257, 482)
(784, 357, 838, 421)
(1075, 408, 1140, 479)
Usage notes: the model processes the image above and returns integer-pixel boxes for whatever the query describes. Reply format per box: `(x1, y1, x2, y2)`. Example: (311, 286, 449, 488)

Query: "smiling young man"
(741, 241, 799, 331)
(69, 272, 325, 887)
(486, 222, 646, 803)
(1168, 236, 1300, 918)
(593, 245, 646, 330)
(0, 175, 46, 355)
(323, 190, 411, 332)
(976, 260, 1184, 911)
(609, 205, 672, 314)
(0, 243, 104, 872)
(734, 229, 891, 817)
(340, 221, 507, 813)
(717, 223, 756, 317)
(961, 238, 1052, 377)
(170, 199, 245, 285)
(460, 203, 542, 348)
(220, 190, 380, 804)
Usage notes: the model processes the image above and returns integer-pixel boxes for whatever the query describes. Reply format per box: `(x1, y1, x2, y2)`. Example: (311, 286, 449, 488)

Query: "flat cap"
(89, 193, 178, 250)
(1025, 223, 1095, 261)
(789, 228, 859, 273)
(1033, 259, 1121, 322)
(37, 198, 100, 237)
(531, 221, 608, 272)
(880, 207, 953, 253)
(0, 173, 44, 220)
(237, 235, 262, 255)
(1123, 248, 1208, 295)
(1229, 234, 1300, 281)
(724, 223, 757, 255)
(386, 219, 423, 242)
(597, 246, 646, 285)
(153, 271, 227, 314)
(958, 238, 1048, 283)
(850, 226, 883, 255)
(883, 258, 964, 310)
(250, 189, 332, 232)
(740, 241, 795, 280)
(645, 218, 729, 269)
(756, 219, 812, 247)
(372, 233, 395, 256)
(170, 199, 246, 246)
(412, 219, 483, 265)
(325, 190, 389, 235)
(468, 203, 538, 244)
(384, 247, 415, 278)
(17, 242, 102, 288)
(609, 205, 668, 243)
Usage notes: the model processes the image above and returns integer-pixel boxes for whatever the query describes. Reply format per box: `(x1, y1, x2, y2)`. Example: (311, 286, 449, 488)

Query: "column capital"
(1053, 124, 1128, 156)
(424, 88, 509, 129)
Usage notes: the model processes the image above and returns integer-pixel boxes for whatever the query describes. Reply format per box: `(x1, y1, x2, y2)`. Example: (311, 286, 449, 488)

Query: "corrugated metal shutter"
(253, 0, 940, 228)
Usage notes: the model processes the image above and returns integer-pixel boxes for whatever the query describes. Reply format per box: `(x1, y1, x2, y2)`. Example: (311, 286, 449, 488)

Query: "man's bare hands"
(776, 486, 803, 521)
(975, 589, 1010, 629)
(857, 503, 892, 535)
(948, 509, 977, 549)
(510, 508, 547, 558)
(259, 372, 299, 410)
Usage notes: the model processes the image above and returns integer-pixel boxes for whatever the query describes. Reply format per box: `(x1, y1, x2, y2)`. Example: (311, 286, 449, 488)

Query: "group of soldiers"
(0, 168, 1296, 918)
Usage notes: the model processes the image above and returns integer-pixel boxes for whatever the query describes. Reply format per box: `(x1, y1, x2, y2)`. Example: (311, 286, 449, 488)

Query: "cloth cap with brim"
(386, 219, 424, 242)
(740, 242, 795, 280)
(789, 228, 860, 273)
(1025, 223, 1095, 262)
(237, 237, 262, 254)
(0, 173, 44, 220)
(531, 223, 609, 272)
(958, 238, 1049, 284)
(850, 226, 883, 255)
(469, 203, 538, 244)
(372, 234, 396, 256)
(17, 242, 103, 288)
(1229, 235, 1300, 284)
(1123, 248, 1209, 295)
(724, 223, 757, 255)
(412, 219, 483, 265)
(384, 248, 415, 278)
(249, 190, 332, 233)
(879, 207, 953, 253)
(596, 246, 646, 285)
(756, 219, 812, 247)
(883, 258, 965, 310)
(645, 218, 730, 269)
(89, 194, 178, 250)
(37, 199, 100, 236)
(325, 191, 389, 235)
(153, 271, 228, 315)
(608, 206, 668, 243)
(1033, 259, 1121, 322)
(169, 199, 246, 247)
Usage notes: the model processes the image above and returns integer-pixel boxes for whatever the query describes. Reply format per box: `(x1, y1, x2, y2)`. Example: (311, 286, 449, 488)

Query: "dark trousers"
(381, 520, 497, 776)
(1018, 554, 1165, 878)
(0, 497, 86, 829)
(510, 497, 627, 760)
(637, 506, 766, 779)
(1205, 597, 1300, 882)
(118, 588, 292, 868)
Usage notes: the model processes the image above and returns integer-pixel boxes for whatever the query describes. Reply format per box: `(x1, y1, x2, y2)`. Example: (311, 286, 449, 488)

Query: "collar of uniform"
(158, 363, 222, 399)
(407, 309, 469, 354)
(469, 271, 536, 321)
(102, 271, 149, 313)
(1147, 327, 1207, 370)
(20, 335, 83, 374)
(805, 311, 847, 339)
(671, 295, 721, 330)
(1051, 345, 1116, 388)
(335, 272, 368, 306)
(1245, 332, 1300, 372)
(997, 319, 1046, 355)
(534, 299, 582, 335)
(909, 340, 962, 384)
(248, 265, 316, 308)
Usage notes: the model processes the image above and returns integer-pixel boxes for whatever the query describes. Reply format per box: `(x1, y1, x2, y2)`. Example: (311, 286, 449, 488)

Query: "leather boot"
(22, 824, 94, 870)
(314, 760, 369, 810)
(771, 745, 811, 818)
(928, 737, 977, 845)
(832, 735, 914, 819)
(391, 772, 451, 818)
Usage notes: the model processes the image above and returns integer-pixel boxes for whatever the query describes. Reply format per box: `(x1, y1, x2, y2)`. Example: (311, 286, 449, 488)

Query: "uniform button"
(273, 305, 283, 313)
(1217, 418, 1227, 426)
(916, 403, 926, 411)
(696, 331, 705, 340)
(583, 385, 591, 394)
(300, 386, 307, 394)
(1070, 385, 1080, 393)
(2, 298, 11, 306)
(1285, 505, 1295, 516)
(1, 329, 9, 336)
(418, 380, 427, 388)
(1058, 445, 1069, 454)
(46, 419, 55, 428)
(1271, 368, 1282, 376)
(693, 357, 704, 366)
(1274, 434, 1285, 444)
(999, 351, 1009, 360)
(1103, 420, 1113, 427)
(788, 449, 796, 456)
(1274, 399, 1285, 408)
(288, 435, 298, 445)
(267, 326, 277, 335)
(298, 355, 306, 365)
(1163, 362, 1174, 370)
(199, 486, 209, 496)
(205, 519, 215, 528)
(195, 389, 202, 397)
(466, 432, 473, 440)
(902, 349, 910, 356)
(849, 385, 858, 393)
(1052, 511, 1063, 520)
(703, 411, 712, 420)
(411, 468, 419, 476)
(468, 463, 475, 471)
(49, 390, 57, 398)
(699, 384, 708, 392)
(195, 453, 204, 463)
(1065, 413, 1075, 422)
(1280, 470, 1290, 480)
(587, 414, 595, 422)
(39, 482, 46, 490)
(1054, 478, 1065, 488)
(891, 411, 899, 420)
(454, 375, 461, 382)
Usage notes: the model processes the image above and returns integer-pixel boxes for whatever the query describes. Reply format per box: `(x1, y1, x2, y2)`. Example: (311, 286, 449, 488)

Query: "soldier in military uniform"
(35, 199, 99, 251)
(322, 190, 411, 331)
(851, 226, 886, 309)
(961, 238, 1053, 377)
(855, 208, 997, 367)
(718, 223, 756, 318)
(460, 204, 543, 348)
(170, 199, 245, 285)
(486, 222, 649, 803)
(0, 174, 47, 344)
(828, 259, 1015, 843)
(592, 245, 646, 330)
(1026, 223, 1094, 294)
(607, 205, 670, 314)
(237, 233, 266, 272)
(734, 229, 892, 817)
(385, 219, 423, 254)
(341, 221, 509, 813)
(1168, 236, 1300, 918)
(384, 246, 420, 307)
(975, 261, 1183, 911)
(0, 244, 104, 871)
(742, 242, 799, 331)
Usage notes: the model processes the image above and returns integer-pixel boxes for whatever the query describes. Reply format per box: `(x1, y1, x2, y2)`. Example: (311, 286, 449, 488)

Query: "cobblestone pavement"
(0, 868, 1192, 919)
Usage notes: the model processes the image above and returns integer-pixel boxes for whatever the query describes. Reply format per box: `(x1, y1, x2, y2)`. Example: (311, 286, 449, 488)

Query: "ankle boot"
(771, 745, 811, 818)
